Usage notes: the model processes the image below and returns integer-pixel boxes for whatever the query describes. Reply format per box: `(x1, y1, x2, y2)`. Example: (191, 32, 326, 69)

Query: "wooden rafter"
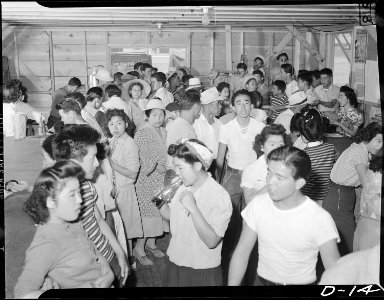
(341, 33, 351, 49)
(225, 25, 232, 71)
(364, 25, 377, 43)
(273, 32, 293, 55)
(286, 25, 325, 65)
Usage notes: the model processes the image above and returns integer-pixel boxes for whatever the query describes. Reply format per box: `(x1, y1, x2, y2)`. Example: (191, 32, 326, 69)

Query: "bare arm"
(216, 142, 227, 182)
(159, 203, 171, 221)
(94, 205, 128, 285)
(319, 239, 340, 270)
(355, 163, 368, 187)
(319, 99, 337, 108)
(228, 222, 258, 285)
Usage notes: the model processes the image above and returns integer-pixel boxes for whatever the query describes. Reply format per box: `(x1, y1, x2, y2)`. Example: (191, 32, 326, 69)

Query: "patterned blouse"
(336, 107, 364, 136)
(359, 170, 381, 220)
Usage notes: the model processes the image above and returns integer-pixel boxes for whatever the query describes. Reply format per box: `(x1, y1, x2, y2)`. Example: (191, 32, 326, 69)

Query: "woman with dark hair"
(323, 122, 382, 255)
(241, 124, 291, 204)
(3, 80, 44, 137)
(133, 99, 168, 265)
(127, 81, 148, 111)
(158, 138, 232, 286)
(176, 67, 188, 80)
(298, 109, 338, 206)
(330, 86, 363, 136)
(14, 160, 114, 298)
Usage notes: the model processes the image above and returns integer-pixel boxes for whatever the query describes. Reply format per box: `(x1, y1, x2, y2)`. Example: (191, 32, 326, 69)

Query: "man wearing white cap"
(185, 78, 204, 93)
(193, 87, 223, 180)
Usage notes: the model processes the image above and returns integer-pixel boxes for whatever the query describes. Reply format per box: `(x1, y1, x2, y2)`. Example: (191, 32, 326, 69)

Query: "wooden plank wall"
(3, 28, 377, 120)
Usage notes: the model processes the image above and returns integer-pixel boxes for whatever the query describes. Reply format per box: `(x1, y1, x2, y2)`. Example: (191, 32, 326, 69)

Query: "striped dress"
(79, 180, 114, 262)
(301, 143, 338, 202)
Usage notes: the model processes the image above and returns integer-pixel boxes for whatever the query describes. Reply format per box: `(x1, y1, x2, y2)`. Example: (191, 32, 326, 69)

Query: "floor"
(4, 136, 170, 298)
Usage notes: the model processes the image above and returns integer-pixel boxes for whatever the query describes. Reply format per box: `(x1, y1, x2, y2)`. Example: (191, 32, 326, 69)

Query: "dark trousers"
(220, 166, 245, 285)
(254, 274, 316, 286)
(323, 181, 356, 256)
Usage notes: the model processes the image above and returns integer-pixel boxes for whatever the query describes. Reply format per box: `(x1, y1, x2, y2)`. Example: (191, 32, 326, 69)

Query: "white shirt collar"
(307, 141, 323, 147)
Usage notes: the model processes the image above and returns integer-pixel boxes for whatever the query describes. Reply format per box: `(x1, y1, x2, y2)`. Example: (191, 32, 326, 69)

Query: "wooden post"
(294, 36, 300, 76)
(267, 32, 273, 67)
(210, 32, 215, 70)
(14, 30, 20, 80)
(225, 25, 232, 72)
(83, 31, 89, 91)
(48, 31, 55, 92)
(188, 32, 192, 70)
(106, 32, 110, 70)
(326, 33, 335, 69)
(305, 32, 312, 70)
(319, 32, 326, 69)
(240, 31, 244, 58)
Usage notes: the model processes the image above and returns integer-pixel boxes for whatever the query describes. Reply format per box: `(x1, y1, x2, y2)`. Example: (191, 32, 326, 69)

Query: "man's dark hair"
(128, 70, 140, 78)
(42, 134, 57, 160)
(281, 64, 294, 76)
(311, 70, 321, 79)
(273, 80, 286, 93)
(254, 56, 264, 65)
(297, 72, 313, 86)
(182, 74, 194, 86)
(140, 63, 153, 72)
(277, 53, 288, 61)
(320, 68, 333, 77)
(353, 122, 381, 144)
(105, 84, 122, 98)
(267, 145, 311, 180)
(113, 72, 123, 81)
(178, 90, 201, 110)
(86, 87, 103, 102)
(134, 62, 143, 71)
(236, 63, 247, 71)
(52, 124, 100, 161)
(252, 70, 264, 78)
(231, 89, 252, 106)
(253, 124, 291, 157)
(151, 72, 167, 86)
(68, 77, 81, 87)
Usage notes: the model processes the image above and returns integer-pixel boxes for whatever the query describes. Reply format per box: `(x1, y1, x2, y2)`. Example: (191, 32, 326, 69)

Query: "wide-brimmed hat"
(122, 79, 151, 99)
(185, 78, 203, 91)
(94, 68, 113, 82)
(201, 87, 225, 105)
(145, 98, 166, 111)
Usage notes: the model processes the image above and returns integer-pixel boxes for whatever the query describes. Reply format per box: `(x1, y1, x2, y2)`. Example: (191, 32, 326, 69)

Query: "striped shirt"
(270, 95, 289, 122)
(301, 142, 338, 202)
(79, 181, 114, 262)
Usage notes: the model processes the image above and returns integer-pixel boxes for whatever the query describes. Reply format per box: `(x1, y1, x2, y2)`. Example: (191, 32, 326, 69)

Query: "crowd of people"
(3, 54, 381, 295)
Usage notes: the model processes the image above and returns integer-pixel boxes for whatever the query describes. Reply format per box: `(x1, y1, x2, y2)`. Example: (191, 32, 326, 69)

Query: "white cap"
(200, 87, 224, 105)
(94, 68, 113, 82)
(145, 98, 166, 111)
(185, 78, 203, 91)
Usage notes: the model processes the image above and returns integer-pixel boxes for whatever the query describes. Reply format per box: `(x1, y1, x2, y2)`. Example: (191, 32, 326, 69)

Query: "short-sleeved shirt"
(219, 109, 267, 125)
(241, 194, 340, 284)
(109, 132, 140, 188)
(241, 154, 267, 191)
(167, 175, 232, 269)
(166, 117, 197, 169)
(330, 142, 369, 187)
(285, 80, 299, 98)
(359, 170, 381, 220)
(218, 118, 265, 170)
(315, 84, 340, 112)
(193, 113, 222, 159)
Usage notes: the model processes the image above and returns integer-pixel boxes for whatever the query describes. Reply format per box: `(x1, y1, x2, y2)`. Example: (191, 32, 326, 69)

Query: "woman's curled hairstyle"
(253, 124, 291, 157)
(24, 160, 85, 224)
(353, 122, 382, 144)
(168, 139, 209, 170)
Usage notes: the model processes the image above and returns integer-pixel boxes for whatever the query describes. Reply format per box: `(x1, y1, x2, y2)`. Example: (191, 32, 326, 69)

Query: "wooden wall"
(3, 27, 375, 120)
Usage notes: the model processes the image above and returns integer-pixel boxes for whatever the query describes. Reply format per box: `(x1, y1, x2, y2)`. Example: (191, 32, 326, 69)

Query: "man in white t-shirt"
(193, 87, 223, 180)
(228, 146, 340, 286)
(281, 64, 299, 98)
(165, 90, 201, 185)
(217, 89, 265, 284)
(314, 68, 340, 113)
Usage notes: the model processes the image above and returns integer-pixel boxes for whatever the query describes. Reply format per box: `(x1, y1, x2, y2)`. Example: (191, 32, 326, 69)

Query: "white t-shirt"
(241, 154, 267, 191)
(274, 109, 294, 134)
(293, 136, 307, 150)
(167, 175, 232, 269)
(218, 118, 265, 170)
(286, 80, 300, 98)
(99, 96, 131, 117)
(165, 117, 197, 169)
(241, 194, 340, 284)
(193, 113, 222, 159)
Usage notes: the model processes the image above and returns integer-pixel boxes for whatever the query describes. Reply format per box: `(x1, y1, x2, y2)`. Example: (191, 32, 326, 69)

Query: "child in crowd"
(289, 112, 307, 149)
(298, 109, 339, 206)
(323, 122, 382, 256)
(241, 124, 291, 204)
(297, 71, 318, 106)
(158, 139, 232, 286)
(268, 80, 289, 123)
(269, 53, 289, 84)
(128, 82, 148, 111)
(14, 161, 114, 298)
(106, 109, 143, 269)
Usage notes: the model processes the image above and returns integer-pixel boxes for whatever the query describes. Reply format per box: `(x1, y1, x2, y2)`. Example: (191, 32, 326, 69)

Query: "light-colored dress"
(109, 132, 143, 239)
(134, 123, 168, 237)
